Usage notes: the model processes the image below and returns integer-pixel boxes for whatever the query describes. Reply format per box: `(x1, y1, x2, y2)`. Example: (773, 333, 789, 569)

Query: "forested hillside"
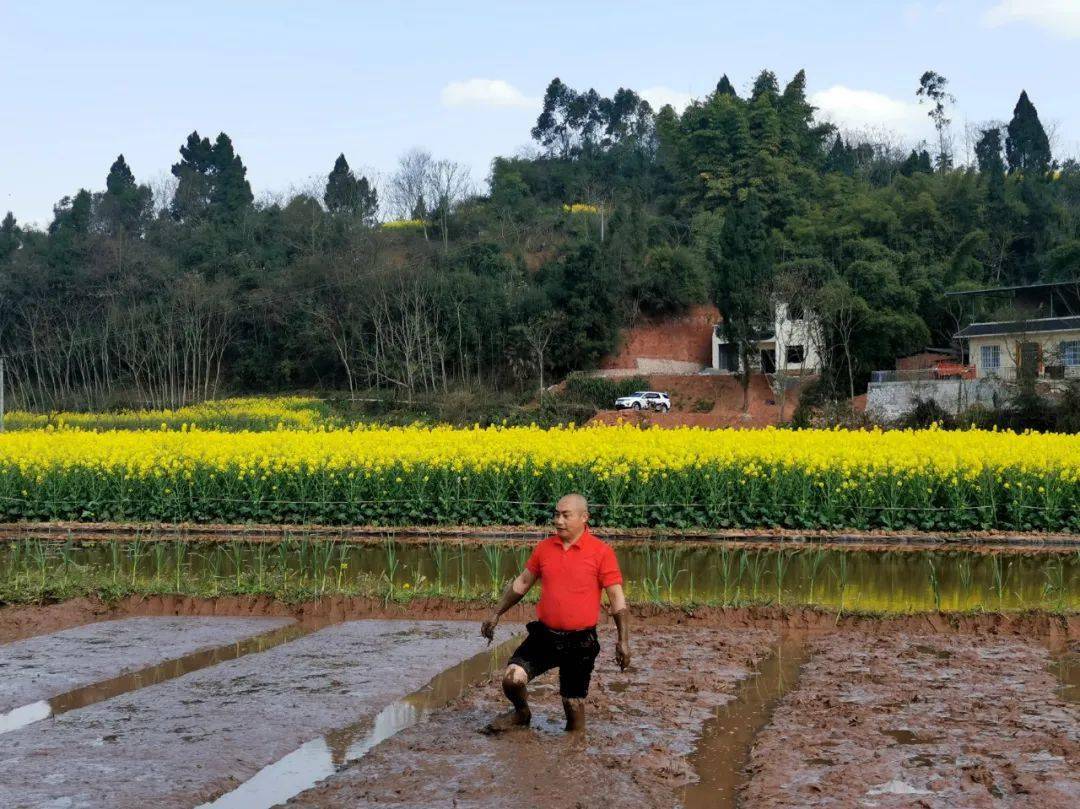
(1, 69, 1077, 410)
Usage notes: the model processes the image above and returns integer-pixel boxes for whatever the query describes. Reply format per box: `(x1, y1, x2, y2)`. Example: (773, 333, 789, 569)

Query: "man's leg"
(484, 663, 534, 732)
(558, 631, 600, 732)
(562, 696, 586, 731)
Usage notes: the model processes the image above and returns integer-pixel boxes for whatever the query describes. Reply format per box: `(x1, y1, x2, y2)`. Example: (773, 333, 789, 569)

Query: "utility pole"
(1, 357, 5, 433)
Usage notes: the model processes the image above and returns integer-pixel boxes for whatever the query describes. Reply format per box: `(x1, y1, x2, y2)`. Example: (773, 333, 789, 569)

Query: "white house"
(950, 281, 1080, 381)
(956, 316, 1080, 380)
(711, 302, 823, 375)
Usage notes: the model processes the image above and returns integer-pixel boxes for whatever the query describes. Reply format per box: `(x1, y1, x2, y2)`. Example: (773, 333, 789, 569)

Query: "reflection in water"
(3, 539, 1077, 613)
(199, 634, 519, 809)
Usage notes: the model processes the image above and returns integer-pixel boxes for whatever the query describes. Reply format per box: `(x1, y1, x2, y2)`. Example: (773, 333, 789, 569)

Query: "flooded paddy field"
(0, 534, 1075, 808)
(3, 536, 1078, 613)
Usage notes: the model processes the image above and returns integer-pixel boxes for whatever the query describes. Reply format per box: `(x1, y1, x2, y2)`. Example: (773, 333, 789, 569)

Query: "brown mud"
(3, 520, 1078, 548)
(4, 596, 1077, 647)
(284, 625, 779, 809)
(742, 632, 1080, 807)
(0, 620, 498, 809)
(3, 595, 1078, 647)
(0, 616, 291, 714)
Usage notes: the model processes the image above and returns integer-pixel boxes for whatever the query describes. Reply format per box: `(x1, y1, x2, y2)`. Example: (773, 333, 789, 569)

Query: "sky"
(2, 0, 1079, 227)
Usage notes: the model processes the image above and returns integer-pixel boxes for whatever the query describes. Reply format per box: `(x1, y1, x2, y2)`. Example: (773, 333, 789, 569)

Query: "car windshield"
(629, 391, 647, 397)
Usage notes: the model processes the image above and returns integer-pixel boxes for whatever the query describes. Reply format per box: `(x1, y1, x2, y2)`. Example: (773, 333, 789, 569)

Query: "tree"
(169, 131, 252, 222)
(427, 159, 472, 252)
(100, 154, 152, 238)
(520, 312, 564, 396)
(391, 148, 434, 239)
(708, 192, 775, 412)
(814, 279, 868, 401)
(0, 212, 19, 261)
(1005, 91, 1052, 175)
(916, 70, 955, 170)
(974, 127, 1005, 178)
(324, 153, 378, 224)
(714, 74, 738, 98)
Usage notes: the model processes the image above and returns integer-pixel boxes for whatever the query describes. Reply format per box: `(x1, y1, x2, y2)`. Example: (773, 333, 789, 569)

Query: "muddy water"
(679, 637, 810, 809)
(0, 617, 291, 715)
(0, 620, 512, 809)
(5, 539, 1078, 612)
(201, 634, 520, 809)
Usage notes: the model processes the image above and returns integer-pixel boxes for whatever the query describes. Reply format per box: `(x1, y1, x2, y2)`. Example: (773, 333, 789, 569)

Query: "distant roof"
(945, 280, 1080, 298)
(955, 316, 1080, 339)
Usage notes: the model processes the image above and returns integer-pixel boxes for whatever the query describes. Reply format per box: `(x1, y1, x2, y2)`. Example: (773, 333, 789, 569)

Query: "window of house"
(786, 303, 804, 320)
(785, 345, 805, 365)
(980, 344, 1001, 370)
(1062, 340, 1080, 366)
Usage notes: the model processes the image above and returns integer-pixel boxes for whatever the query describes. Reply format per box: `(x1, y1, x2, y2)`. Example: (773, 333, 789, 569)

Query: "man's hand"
(480, 613, 499, 645)
(615, 639, 631, 670)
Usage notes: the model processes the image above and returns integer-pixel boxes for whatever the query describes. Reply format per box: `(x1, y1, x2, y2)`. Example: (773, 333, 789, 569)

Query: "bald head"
(553, 493, 589, 543)
(556, 493, 589, 514)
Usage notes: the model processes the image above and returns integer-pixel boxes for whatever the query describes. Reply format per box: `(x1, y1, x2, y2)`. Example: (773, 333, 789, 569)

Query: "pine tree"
(709, 191, 775, 412)
(974, 127, 1006, 182)
(1005, 91, 1051, 175)
(715, 74, 738, 98)
(210, 133, 254, 220)
(0, 212, 18, 261)
(324, 154, 378, 223)
(101, 154, 152, 236)
(825, 135, 855, 175)
(170, 131, 252, 221)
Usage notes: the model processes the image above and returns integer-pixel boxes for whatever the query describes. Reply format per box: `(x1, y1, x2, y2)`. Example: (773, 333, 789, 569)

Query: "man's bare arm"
(480, 569, 537, 644)
(605, 583, 631, 670)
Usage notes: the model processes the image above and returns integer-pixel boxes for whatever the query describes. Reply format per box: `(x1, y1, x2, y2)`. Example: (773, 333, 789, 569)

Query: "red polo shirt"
(525, 529, 623, 631)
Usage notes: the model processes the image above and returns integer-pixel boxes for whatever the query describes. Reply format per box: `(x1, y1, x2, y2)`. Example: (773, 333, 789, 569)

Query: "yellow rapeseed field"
(0, 423, 1076, 530)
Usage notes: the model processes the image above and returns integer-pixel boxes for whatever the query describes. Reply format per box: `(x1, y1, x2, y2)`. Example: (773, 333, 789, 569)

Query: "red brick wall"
(601, 304, 720, 370)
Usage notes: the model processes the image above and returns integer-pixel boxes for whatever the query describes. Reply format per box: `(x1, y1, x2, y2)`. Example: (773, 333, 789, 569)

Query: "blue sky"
(3, 0, 1079, 226)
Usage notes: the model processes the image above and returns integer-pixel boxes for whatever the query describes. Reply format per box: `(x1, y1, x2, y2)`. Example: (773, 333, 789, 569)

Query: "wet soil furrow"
(0, 620, 502, 809)
(283, 625, 778, 809)
(742, 633, 1080, 807)
(0, 616, 292, 716)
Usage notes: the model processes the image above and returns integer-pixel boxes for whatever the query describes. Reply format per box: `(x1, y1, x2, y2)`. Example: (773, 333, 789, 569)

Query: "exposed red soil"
(743, 632, 1080, 807)
(590, 372, 813, 428)
(0, 598, 114, 644)
(601, 304, 720, 370)
(286, 624, 778, 809)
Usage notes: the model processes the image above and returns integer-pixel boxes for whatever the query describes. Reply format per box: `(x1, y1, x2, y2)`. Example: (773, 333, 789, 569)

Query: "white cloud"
(640, 86, 694, 113)
(810, 85, 930, 138)
(983, 1, 1080, 38)
(440, 79, 535, 109)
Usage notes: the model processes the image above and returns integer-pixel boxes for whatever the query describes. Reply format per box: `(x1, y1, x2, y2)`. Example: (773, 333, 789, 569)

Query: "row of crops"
(0, 421, 1078, 530)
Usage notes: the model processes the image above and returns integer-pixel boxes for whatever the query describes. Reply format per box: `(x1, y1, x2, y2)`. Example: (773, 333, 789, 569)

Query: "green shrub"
(562, 373, 650, 409)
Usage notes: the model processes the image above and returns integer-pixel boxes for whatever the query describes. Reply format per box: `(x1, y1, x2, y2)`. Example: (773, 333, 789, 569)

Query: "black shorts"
(507, 621, 601, 699)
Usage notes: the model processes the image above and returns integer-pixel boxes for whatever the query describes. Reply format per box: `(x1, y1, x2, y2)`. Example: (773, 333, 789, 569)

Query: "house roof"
(944, 280, 1080, 298)
(954, 316, 1080, 339)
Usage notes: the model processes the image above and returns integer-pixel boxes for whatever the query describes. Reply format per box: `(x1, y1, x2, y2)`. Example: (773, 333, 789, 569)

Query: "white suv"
(614, 391, 671, 412)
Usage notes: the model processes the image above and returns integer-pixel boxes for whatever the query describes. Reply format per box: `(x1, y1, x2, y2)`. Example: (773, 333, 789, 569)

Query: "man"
(480, 493, 630, 732)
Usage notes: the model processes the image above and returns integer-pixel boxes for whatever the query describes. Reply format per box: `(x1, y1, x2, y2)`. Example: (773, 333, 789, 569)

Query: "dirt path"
(743, 632, 1080, 807)
(0, 616, 290, 713)
(0, 620, 497, 809)
(284, 625, 778, 808)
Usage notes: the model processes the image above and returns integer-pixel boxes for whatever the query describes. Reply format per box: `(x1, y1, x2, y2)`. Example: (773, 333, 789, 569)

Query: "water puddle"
(678, 636, 811, 809)
(0, 621, 319, 735)
(1047, 642, 1079, 704)
(198, 633, 522, 809)
(882, 728, 943, 745)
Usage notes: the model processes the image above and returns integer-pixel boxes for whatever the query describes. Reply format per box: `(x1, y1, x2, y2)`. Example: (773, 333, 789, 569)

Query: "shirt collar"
(551, 528, 592, 550)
